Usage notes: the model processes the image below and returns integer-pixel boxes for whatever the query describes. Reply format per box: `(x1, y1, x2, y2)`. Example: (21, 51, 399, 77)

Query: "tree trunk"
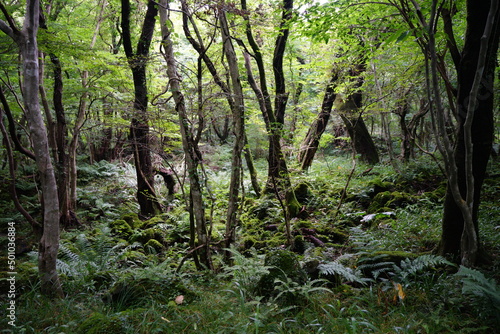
(339, 100, 380, 165)
(241, 0, 300, 218)
(220, 9, 246, 254)
(121, 0, 160, 218)
(338, 62, 379, 165)
(439, 0, 499, 264)
(160, 0, 212, 269)
(299, 69, 338, 170)
(0, 0, 64, 297)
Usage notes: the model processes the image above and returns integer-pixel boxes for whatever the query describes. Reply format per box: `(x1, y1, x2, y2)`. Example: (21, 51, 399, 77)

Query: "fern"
(317, 261, 368, 285)
(455, 266, 500, 313)
(391, 255, 455, 284)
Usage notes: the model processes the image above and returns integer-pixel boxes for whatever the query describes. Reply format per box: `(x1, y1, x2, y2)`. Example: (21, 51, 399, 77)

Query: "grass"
(1, 154, 499, 333)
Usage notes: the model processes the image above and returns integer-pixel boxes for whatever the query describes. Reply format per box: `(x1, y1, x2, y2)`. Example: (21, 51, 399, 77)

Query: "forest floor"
(1, 151, 499, 333)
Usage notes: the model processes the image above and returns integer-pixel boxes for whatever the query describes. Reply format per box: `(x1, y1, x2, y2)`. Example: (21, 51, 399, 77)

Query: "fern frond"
(455, 266, 500, 309)
(317, 262, 367, 285)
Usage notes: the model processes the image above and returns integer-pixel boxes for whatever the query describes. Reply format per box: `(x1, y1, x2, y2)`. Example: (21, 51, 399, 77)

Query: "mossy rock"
(128, 227, 165, 245)
(292, 235, 306, 254)
(294, 182, 311, 203)
(117, 250, 148, 267)
(256, 249, 307, 303)
(422, 185, 446, 203)
(367, 191, 415, 213)
(77, 308, 146, 334)
(286, 190, 302, 218)
(144, 239, 164, 253)
(294, 220, 313, 229)
(368, 178, 393, 195)
(109, 219, 133, 238)
(137, 214, 171, 229)
(121, 213, 140, 229)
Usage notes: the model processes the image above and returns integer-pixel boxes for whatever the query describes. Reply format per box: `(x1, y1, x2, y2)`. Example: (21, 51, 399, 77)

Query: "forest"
(0, 0, 499, 332)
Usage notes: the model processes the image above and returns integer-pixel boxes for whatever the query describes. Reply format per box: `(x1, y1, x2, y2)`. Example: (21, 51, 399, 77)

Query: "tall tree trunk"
(0, 0, 64, 297)
(219, 8, 246, 255)
(439, 0, 499, 264)
(299, 69, 338, 170)
(160, 0, 212, 269)
(241, 0, 300, 218)
(181, 0, 261, 198)
(121, 0, 160, 218)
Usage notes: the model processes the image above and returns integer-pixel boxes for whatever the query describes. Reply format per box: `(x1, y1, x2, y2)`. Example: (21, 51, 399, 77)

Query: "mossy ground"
(1, 155, 499, 333)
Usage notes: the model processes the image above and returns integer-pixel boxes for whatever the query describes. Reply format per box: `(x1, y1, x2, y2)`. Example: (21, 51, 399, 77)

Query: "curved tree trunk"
(299, 69, 338, 170)
(439, 0, 499, 264)
(0, 0, 63, 297)
(160, 0, 212, 269)
(241, 0, 300, 218)
(338, 62, 379, 165)
(220, 9, 246, 254)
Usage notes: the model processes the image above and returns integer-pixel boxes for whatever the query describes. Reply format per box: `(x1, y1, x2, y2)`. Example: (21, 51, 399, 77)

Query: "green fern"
(455, 266, 500, 315)
(391, 255, 455, 284)
(317, 261, 368, 285)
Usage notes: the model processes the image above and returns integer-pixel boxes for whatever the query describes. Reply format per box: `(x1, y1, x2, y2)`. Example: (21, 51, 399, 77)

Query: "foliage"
(455, 266, 500, 324)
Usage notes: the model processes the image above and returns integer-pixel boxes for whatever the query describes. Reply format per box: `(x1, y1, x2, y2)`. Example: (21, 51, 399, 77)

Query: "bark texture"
(439, 0, 499, 262)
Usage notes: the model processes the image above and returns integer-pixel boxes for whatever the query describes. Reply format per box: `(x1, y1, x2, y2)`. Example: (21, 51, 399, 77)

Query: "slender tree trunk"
(241, 0, 300, 218)
(220, 8, 246, 255)
(0, 0, 64, 297)
(121, 0, 160, 218)
(160, 0, 212, 269)
(299, 69, 338, 170)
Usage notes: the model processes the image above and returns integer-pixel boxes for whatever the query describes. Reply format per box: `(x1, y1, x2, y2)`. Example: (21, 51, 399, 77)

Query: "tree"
(439, 0, 499, 265)
(298, 69, 338, 170)
(0, 0, 63, 297)
(121, 0, 161, 218)
(219, 7, 247, 254)
(241, 0, 301, 218)
(389, 0, 499, 265)
(159, 0, 212, 269)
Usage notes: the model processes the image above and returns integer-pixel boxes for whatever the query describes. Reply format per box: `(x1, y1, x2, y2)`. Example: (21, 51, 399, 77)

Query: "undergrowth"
(2, 155, 499, 333)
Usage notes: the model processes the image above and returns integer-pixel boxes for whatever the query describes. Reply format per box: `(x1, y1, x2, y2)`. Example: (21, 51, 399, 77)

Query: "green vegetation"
(1, 155, 499, 333)
(0, 0, 499, 332)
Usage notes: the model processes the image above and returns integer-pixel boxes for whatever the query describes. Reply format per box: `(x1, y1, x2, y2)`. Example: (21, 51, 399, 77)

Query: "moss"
(117, 250, 148, 267)
(256, 249, 307, 303)
(368, 178, 393, 194)
(109, 219, 133, 238)
(292, 235, 306, 254)
(286, 190, 301, 218)
(367, 191, 415, 213)
(294, 220, 313, 229)
(294, 182, 311, 203)
(144, 239, 164, 253)
(121, 213, 140, 228)
(138, 215, 170, 229)
(129, 228, 165, 245)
